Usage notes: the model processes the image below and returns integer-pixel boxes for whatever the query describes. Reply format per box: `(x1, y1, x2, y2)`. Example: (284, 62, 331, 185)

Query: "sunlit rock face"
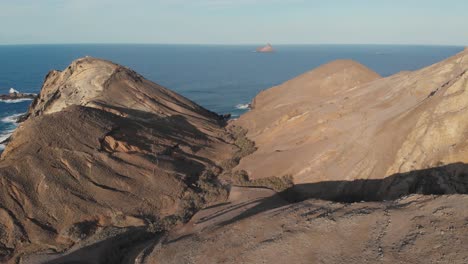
(0, 57, 236, 262)
(141, 49, 468, 264)
(234, 48, 468, 199)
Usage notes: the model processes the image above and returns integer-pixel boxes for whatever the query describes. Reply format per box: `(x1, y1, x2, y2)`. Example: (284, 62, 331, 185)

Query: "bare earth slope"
(143, 49, 468, 264)
(147, 188, 468, 264)
(234, 48, 468, 199)
(2, 50, 468, 263)
(0, 57, 235, 262)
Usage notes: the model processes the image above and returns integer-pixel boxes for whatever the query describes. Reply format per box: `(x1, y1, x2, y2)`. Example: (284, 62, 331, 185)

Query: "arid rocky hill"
(143, 49, 468, 264)
(0, 57, 236, 263)
(233, 48, 468, 200)
(1, 49, 468, 263)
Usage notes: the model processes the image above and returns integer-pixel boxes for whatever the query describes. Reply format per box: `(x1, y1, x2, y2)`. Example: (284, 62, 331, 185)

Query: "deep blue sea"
(0, 44, 464, 149)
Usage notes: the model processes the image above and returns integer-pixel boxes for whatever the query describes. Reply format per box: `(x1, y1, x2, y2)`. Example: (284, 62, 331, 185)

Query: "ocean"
(0, 44, 464, 150)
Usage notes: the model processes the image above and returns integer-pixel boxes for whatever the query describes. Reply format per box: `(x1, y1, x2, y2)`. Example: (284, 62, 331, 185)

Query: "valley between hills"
(1, 49, 468, 263)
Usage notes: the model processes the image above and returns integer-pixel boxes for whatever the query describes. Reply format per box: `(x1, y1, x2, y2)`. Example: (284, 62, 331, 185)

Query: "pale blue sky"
(0, 0, 467, 45)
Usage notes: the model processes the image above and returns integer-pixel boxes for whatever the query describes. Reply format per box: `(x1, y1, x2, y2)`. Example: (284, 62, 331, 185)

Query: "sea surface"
(0, 44, 464, 150)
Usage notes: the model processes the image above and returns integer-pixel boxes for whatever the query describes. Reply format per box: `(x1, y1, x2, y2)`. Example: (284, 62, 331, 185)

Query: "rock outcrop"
(255, 43, 274, 53)
(0, 57, 236, 262)
(0, 88, 36, 101)
(233, 49, 468, 200)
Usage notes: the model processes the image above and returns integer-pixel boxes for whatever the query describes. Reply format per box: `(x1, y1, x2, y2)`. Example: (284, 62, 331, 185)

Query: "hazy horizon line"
(0, 42, 465, 47)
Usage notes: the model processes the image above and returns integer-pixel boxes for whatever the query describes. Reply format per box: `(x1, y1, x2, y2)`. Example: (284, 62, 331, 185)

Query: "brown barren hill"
(2, 50, 468, 264)
(233, 60, 381, 182)
(142, 50, 468, 264)
(0, 57, 236, 263)
(233, 49, 468, 200)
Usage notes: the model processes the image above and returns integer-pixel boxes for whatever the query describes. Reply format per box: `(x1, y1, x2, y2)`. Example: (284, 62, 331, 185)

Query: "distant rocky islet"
(255, 43, 275, 53)
(0, 88, 36, 101)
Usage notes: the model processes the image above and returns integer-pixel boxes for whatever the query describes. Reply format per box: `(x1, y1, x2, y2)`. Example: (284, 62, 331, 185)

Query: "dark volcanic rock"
(0, 90, 36, 101)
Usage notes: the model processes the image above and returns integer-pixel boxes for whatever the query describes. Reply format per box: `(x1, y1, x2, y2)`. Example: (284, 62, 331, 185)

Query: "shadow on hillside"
(44, 228, 160, 264)
(105, 105, 211, 142)
(217, 162, 468, 226)
(88, 105, 220, 176)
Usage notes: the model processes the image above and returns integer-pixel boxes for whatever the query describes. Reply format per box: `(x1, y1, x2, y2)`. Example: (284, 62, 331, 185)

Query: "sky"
(0, 0, 467, 45)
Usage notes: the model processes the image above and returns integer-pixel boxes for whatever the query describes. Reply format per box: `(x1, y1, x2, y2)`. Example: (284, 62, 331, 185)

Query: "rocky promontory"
(0, 88, 36, 101)
(1, 49, 468, 263)
(0, 57, 237, 263)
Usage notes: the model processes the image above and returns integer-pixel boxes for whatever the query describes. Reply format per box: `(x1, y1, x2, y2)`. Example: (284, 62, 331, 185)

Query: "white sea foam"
(235, 103, 250, 110)
(1, 113, 25, 123)
(230, 114, 239, 120)
(0, 113, 25, 151)
(0, 128, 15, 151)
(9, 88, 20, 94)
(0, 98, 34, 103)
(0, 133, 11, 142)
(0, 129, 14, 144)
